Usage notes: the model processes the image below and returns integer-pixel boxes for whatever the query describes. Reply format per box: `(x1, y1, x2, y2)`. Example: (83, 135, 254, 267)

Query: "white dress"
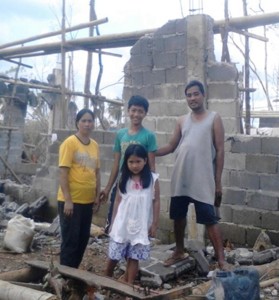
(109, 172, 159, 246)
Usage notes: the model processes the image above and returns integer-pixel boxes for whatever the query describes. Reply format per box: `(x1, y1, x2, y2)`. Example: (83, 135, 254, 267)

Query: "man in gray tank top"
(156, 80, 227, 270)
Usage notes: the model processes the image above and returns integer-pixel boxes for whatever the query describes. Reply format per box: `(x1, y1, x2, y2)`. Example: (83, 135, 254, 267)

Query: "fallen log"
(0, 267, 46, 283)
(0, 279, 57, 300)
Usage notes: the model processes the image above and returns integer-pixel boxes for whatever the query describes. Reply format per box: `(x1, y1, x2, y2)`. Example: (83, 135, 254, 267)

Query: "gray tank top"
(171, 111, 216, 204)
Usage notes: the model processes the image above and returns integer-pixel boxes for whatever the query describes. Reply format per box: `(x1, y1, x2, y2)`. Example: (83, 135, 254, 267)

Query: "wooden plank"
(26, 260, 194, 299)
(26, 260, 150, 299)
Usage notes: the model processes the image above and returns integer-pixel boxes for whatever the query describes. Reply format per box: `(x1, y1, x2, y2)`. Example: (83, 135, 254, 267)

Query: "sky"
(1, 0, 279, 109)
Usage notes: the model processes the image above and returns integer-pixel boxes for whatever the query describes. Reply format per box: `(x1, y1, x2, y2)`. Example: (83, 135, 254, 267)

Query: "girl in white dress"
(105, 144, 160, 285)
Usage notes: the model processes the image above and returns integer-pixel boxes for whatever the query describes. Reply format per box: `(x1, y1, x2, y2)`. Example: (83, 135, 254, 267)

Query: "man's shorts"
(170, 196, 218, 225)
(108, 240, 150, 261)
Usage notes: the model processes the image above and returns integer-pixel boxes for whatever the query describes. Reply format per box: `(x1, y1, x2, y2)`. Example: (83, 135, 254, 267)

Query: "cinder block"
(99, 145, 113, 160)
(208, 99, 239, 118)
(261, 136, 279, 155)
(246, 154, 278, 174)
(143, 117, 156, 132)
(222, 187, 246, 206)
(153, 84, 180, 100)
(247, 191, 279, 211)
(131, 71, 143, 86)
(207, 62, 238, 82)
(208, 82, 238, 100)
(266, 230, 279, 247)
(229, 170, 260, 190)
(219, 204, 233, 223)
(153, 52, 177, 69)
(164, 35, 187, 52)
(261, 211, 279, 231)
(222, 117, 240, 134)
(230, 135, 261, 154)
(142, 69, 166, 86)
(219, 222, 246, 246)
(232, 206, 262, 227)
(132, 85, 155, 100)
(246, 227, 262, 248)
(166, 67, 186, 84)
(156, 117, 177, 133)
(130, 53, 153, 68)
(159, 179, 171, 198)
(224, 152, 246, 171)
(260, 174, 279, 192)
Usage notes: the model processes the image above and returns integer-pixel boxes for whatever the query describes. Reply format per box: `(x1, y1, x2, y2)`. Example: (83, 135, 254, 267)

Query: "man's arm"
(99, 152, 120, 202)
(148, 152, 156, 172)
(155, 117, 183, 156)
(213, 113, 225, 194)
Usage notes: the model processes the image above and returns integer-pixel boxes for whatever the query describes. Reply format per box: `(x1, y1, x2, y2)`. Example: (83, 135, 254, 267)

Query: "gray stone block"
(222, 117, 241, 134)
(219, 204, 233, 223)
(219, 222, 247, 246)
(228, 170, 260, 190)
(208, 82, 238, 100)
(207, 62, 238, 82)
(157, 117, 177, 133)
(223, 187, 247, 206)
(224, 152, 246, 171)
(154, 84, 180, 100)
(260, 174, 279, 192)
(230, 135, 261, 154)
(261, 136, 279, 155)
(208, 99, 239, 118)
(164, 35, 187, 52)
(232, 206, 262, 227)
(246, 227, 262, 248)
(130, 53, 153, 68)
(142, 69, 166, 85)
(153, 52, 177, 69)
(246, 154, 278, 174)
(166, 67, 186, 84)
(247, 191, 279, 211)
(261, 211, 279, 231)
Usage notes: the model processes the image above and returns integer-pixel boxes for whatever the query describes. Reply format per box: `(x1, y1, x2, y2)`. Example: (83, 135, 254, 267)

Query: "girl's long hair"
(119, 144, 152, 194)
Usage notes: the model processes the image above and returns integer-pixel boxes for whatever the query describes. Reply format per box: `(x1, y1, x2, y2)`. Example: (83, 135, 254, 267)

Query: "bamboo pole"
(0, 78, 123, 106)
(0, 18, 108, 50)
(1, 12, 279, 59)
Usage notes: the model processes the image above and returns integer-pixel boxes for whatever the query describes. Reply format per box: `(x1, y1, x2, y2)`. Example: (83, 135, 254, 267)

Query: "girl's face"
(127, 154, 147, 175)
(77, 112, 94, 135)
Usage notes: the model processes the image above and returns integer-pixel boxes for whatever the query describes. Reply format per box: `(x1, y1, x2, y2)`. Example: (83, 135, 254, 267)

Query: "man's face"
(185, 86, 205, 112)
(128, 105, 147, 126)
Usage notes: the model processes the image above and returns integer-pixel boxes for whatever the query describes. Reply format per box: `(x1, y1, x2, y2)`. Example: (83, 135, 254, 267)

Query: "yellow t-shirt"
(57, 135, 100, 204)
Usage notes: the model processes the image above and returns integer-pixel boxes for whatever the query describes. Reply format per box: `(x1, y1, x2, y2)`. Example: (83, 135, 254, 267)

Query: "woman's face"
(77, 112, 94, 135)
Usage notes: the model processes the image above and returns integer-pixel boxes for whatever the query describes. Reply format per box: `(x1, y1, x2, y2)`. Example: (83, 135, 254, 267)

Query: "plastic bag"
(4, 215, 35, 253)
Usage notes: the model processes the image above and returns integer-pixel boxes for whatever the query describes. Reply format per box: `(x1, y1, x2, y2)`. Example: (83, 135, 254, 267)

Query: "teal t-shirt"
(113, 127, 157, 168)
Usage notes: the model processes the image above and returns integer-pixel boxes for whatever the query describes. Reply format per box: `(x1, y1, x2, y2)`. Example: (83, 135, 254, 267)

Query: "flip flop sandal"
(163, 253, 189, 267)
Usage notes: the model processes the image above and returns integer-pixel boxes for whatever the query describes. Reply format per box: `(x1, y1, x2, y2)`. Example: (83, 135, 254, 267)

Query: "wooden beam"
(0, 18, 108, 50)
(1, 12, 279, 59)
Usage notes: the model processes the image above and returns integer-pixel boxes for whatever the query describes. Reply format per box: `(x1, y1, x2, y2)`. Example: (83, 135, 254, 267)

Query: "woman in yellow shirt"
(57, 108, 100, 268)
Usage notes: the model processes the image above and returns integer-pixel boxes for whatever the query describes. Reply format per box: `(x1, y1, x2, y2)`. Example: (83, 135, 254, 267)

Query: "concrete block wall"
(221, 134, 279, 246)
(0, 130, 23, 174)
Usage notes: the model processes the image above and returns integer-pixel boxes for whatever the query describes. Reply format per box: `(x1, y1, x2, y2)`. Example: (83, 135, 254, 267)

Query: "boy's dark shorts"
(170, 196, 218, 225)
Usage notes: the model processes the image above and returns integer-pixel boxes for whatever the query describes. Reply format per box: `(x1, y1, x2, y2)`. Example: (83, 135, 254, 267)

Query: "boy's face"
(128, 105, 147, 126)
